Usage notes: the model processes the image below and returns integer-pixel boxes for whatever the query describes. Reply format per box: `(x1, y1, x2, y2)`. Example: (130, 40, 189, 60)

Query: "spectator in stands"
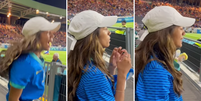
(52, 53, 62, 64)
(0, 16, 61, 101)
(0, 22, 66, 47)
(135, 6, 195, 101)
(68, 10, 132, 101)
(68, 0, 133, 16)
(135, 0, 201, 26)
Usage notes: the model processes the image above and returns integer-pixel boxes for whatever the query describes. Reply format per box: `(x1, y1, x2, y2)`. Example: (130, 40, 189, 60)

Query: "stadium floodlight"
(36, 10, 39, 14)
(37, 11, 64, 18)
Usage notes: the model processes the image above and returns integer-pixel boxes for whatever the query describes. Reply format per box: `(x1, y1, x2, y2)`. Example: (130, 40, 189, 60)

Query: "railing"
(180, 38, 201, 82)
(40, 62, 66, 101)
(106, 27, 134, 65)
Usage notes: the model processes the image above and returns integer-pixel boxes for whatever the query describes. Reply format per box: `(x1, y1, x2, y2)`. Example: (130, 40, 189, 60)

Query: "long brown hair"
(0, 32, 42, 78)
(135, 25, 183, 96)
(68, 28, 114, 101)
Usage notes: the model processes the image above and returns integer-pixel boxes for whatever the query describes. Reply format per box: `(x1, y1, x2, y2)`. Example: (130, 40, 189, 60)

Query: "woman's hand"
(109, 47, 122, 67)
(108, 47, 122, 75)
(116, 50, 132, 77)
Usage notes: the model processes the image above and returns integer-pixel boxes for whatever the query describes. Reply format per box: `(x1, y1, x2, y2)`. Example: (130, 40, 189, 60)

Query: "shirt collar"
(29, 52, 44, 66)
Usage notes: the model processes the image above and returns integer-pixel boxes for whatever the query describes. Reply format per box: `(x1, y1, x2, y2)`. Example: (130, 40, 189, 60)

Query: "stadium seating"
(0, 23, 66, 47)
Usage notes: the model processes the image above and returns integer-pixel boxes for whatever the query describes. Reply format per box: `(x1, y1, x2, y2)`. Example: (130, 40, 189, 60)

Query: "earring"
(36, 43, 41, 49)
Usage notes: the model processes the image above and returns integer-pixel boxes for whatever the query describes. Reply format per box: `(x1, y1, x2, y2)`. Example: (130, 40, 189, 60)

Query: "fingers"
(121, 51, 129, 59)
(113, 47, 129, 58)
(117, 47, 122, 51)
(112, 47, 120, 56)
(120, 49, 128, 55)
(112, 47, 118, 55)
(116, 51, 121, 62)
(117, 47, 122, 54)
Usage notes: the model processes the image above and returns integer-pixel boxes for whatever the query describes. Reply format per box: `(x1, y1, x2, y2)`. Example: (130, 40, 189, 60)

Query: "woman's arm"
(108, 63, 116, 75)
(115, 51, 132, 101)
(115, 73, 127, 101)
(8, 87, 23, 101)
(8, 59, 35, 101)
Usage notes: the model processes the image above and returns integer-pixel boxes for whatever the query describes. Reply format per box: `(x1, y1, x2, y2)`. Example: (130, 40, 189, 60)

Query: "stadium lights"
(36, 10, 39, 14)
(36, 11, 64, 19)
(37, 11, 64, 18)
(7, 12, 11, 17)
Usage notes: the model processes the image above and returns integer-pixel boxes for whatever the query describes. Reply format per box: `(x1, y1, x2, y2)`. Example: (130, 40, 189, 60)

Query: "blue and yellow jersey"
(7, 52, 45, 101)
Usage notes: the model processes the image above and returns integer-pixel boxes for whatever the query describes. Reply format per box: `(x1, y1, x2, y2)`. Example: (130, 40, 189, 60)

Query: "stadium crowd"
(0, 23, 66, 47)
(135, 0, 201, 27)
(68, 0, 133, 16)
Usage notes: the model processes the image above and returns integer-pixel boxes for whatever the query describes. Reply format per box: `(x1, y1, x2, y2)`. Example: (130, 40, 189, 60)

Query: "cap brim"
(99, 16, 118, 27)
(139, 30, 149, 41)
(175, 17, 195, 27)
(41, 22, 61, 32)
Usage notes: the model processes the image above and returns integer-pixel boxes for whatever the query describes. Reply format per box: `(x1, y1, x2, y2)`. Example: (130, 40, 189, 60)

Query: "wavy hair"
(135, 25, 183, 96)
(0, 32, 42, 78)
(68, 28, 114, 101)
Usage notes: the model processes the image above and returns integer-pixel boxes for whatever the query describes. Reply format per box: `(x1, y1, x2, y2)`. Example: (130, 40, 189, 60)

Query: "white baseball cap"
(69, 10, 118, 40)
(22, 16, 61, 37)
(139, 6, 195, 41)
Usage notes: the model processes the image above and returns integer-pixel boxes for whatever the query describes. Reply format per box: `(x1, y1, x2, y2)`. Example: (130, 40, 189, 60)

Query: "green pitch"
(41, 51, 66, 65)
(184, 33, 201, 41)
(0, 48, 66, 65)
(112, 22, 133, 28)
(109, 22, 133, 31)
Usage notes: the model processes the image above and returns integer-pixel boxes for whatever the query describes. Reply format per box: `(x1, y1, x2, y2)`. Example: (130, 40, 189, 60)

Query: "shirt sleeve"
(137, 65, 171, 100)
(83, 73, 115, 101)
(9, 60, 35, 89)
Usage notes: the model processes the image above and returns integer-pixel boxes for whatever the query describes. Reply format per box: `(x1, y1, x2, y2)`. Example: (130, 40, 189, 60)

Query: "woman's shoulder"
(143, 60, 172, 77)
(12, 53, 37, 70)
(82, 62, 105, 78)
(13, 53, 30, 64)
(11, 53, 36, 74)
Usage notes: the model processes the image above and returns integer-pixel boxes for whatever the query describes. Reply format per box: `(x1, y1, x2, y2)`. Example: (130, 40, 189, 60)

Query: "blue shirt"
(7, 52, 45, 101)
(76, 61, 115, 101)
(136, 60, 183, 101)
(76, 61, 134, 101)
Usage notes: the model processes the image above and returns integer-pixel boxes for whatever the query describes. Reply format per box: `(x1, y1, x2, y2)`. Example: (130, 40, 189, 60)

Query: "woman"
(68, 10, 132, 101)
(0, 16, 61, 101)
(135, 6, 195, 101)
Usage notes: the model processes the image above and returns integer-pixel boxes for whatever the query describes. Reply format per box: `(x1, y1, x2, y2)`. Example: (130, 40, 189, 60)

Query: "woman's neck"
(34, 51, 41, 58)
